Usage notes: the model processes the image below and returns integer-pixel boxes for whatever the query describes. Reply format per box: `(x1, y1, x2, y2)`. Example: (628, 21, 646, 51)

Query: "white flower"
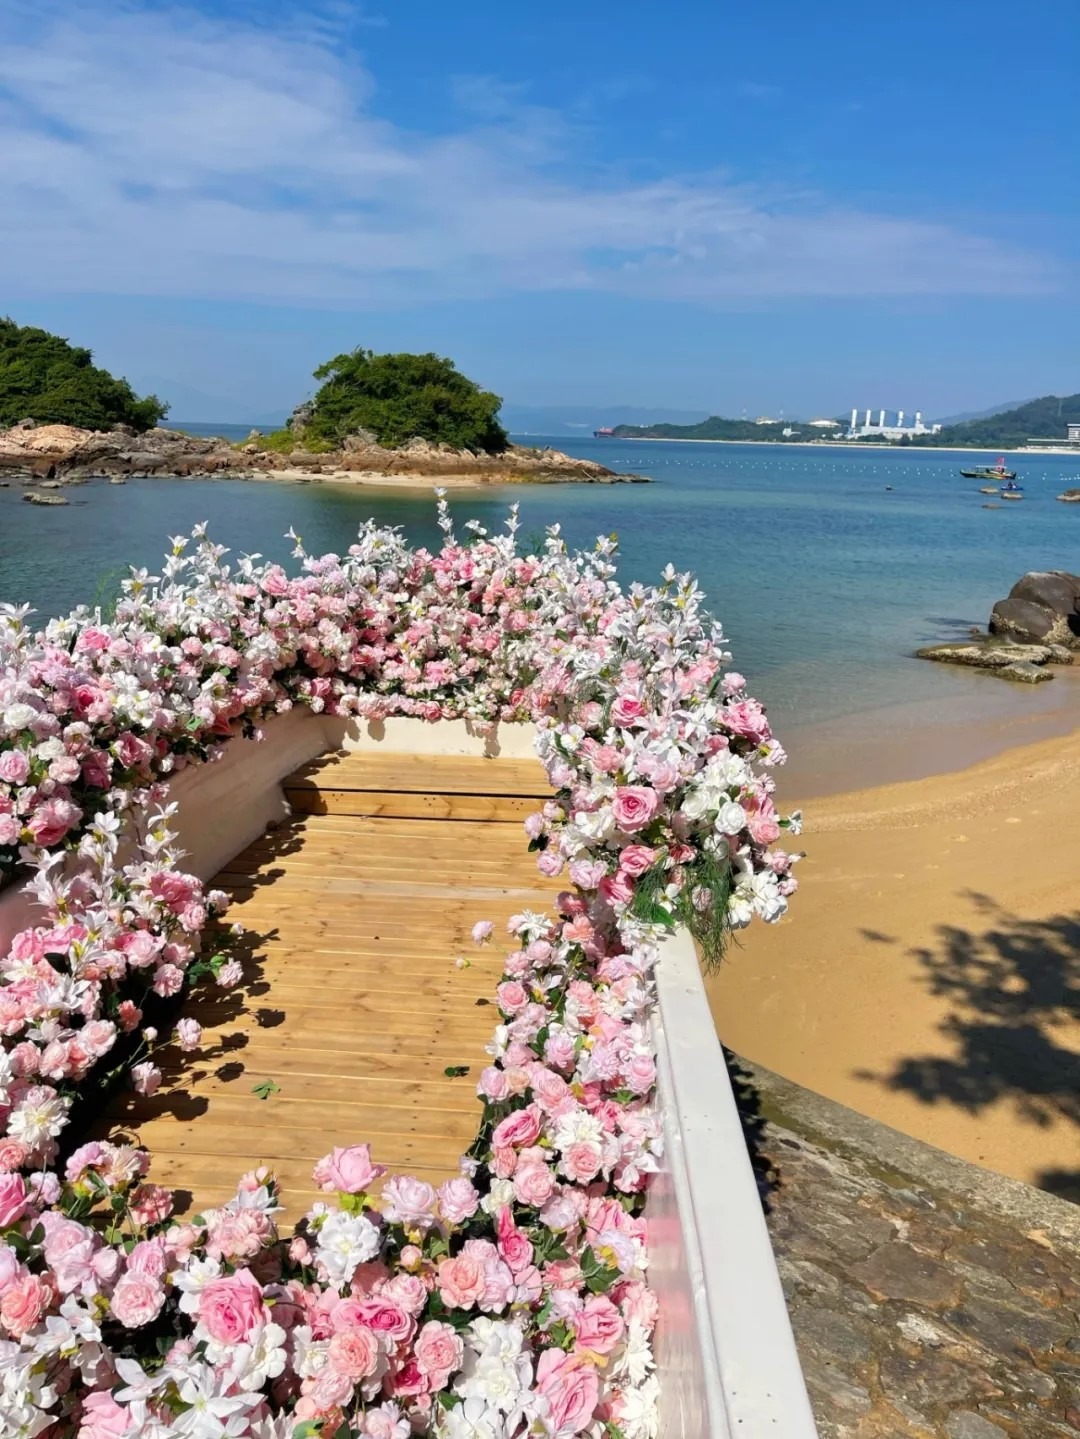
(315, 1210, 381, 1286)
(173, 1256, 223, 1315)
(573, 806, 616, 842)
(552, 1109, 604, 1152)
(7, 1092, 69, 1150)
(172, 1366, 262, 1438)
(715, 801, 748, 836)
(610, 1318, 655, 1387)
(613, 1373, 661, 1438)
(215, 1320, 287, 1388)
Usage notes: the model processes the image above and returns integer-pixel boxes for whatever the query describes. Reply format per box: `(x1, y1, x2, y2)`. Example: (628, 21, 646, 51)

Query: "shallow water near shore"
(4, 437, 1080, 792)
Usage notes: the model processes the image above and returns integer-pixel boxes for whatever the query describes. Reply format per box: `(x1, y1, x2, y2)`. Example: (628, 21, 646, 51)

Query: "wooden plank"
(288, 751, 547, 797)
(93, 753, 559, 1224)
(284, 789, 539, 821)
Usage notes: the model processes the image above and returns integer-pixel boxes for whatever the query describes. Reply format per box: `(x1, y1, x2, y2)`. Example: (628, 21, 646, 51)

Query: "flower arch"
(0, 502, 797, 1438)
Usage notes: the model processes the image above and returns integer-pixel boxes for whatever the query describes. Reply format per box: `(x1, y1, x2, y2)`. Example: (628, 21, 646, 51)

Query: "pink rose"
(0, 1141, 27, 1174)
(27, 797, 81, 846)
(313, 1144, 386, 1194)
(151, 964, 184, 998)
(598, 871, 634, 906)
(197, 1268, 266, 1344)
(537, 850, 565, 878)
(354, 1298, 414, 1345)
(617, 844, 656, 877)
(381, 1176, 436, 1229)
(478, 1065, 509, 1100)
(175, 1018, 202, 1052)
(110, 1271, 165, 1328)
(113, 732, 153, 769)
(78, 1391, 133, 1439)
(722, 698, 771, 745)
(721, 671, 746, 695)
(495, 1207, 533, 1275)
(496, 981, 529, 1015)
(437, 1176, 480, 1224)
(0, 1272, 52, 1337)
(0, 1175, 28, 1228)
(0, 751, 29, 785)
(327, 1326, 379, 1380)
(437, 1254, 485, 1310)
(491, 1105, 542, 1151)
(610, 786, 659, 834)
(512, 1163, 556, 1208)
(610, 694, 646, 727)
(535, 1349, 600, 1436)
(561, 1141, 603, 1184)
(624, 1052, 656, 1095)
(471, 920, 493, 945)
(572, 1295, 625, 1355)
(130, 1063, 161, 1096)
(415, 1320, 463, 1387)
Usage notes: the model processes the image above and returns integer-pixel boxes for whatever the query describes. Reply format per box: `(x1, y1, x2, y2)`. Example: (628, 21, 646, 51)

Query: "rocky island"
(0, 323, 648, 491)
(0, 420, 646, 489)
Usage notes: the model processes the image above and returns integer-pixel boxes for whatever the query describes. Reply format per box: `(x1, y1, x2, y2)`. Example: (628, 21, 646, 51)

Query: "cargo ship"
(593, 426, 616, 438)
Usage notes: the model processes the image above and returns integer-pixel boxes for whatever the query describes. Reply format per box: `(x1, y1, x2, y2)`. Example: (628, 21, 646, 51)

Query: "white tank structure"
(848, 406, 941, 439)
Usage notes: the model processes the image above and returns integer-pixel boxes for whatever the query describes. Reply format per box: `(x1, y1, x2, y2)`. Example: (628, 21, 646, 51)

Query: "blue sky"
(1, 0, 1076, 421)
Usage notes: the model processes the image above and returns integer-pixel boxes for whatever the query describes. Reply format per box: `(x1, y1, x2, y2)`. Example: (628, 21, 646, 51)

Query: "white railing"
(648, 928, 819, 1437)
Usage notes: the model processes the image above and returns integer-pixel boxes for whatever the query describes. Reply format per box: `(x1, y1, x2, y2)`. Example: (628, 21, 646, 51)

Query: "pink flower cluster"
(0, 507, 796, 1436)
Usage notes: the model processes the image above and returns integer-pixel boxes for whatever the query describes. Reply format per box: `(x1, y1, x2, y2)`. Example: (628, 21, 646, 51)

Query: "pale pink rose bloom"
(437, 1176, 480, 1224)
(437, 1254, 485, 1310)
(610, 786, 659, 833)
(27, 797, 81, 846)
(0, 816, 18, 846)
(535, 1348, 600, 1435)
(175, 1018, 202, 1052)
(491, 1105, 542, 1150)
(110, 1271, 165, 1328)
(496, 980, 528, 1015)
(598, 871, 634, 907)
(353, 1297, 414, 1345)
(721, 671, 747, 695)
(624, 1052, 656, 1095)
(327, 1326, 379, 1379)
(561, 1141, 603, 1184)
(572, 1294, 625, 1354)
(381, 1175, 436, 1229)
(495, 1206, 533, 1275)
(478, 1065, 509, 1100)
(129, 1184, 173, 1227)
(512, 1163, 556, 1208)
(523, 812, 545, 839)
(0, 751, 30, 784)
(151, 964, 184, 997)
(313, 1144, 386, 1194)
(216, 959, 243, 988)
(360, 1403, 411, 1439)
(130, 1063, 161, 1097)
(415, 1320, 463, 1385)
(197, 1268, 266, 1343)
(0, 1140, 27, 1174)
(536, 850, 565, 878)
(77, 1390, 132, 1439)
(617, 844, 657, 877)
(470, 920, 493, 945)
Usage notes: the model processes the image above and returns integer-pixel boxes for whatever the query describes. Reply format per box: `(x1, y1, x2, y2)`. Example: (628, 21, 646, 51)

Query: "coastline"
(612, 435, 1080, 455)
(709, 715, 1080, 1193)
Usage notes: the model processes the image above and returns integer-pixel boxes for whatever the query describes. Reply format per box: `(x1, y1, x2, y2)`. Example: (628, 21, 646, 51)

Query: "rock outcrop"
(918, 570, 1080, 684)
(0, 422, 648, 486)
(989, 571, 1080, 647)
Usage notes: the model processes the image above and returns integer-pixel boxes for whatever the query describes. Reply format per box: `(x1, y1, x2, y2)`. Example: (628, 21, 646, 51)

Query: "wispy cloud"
(0, 2, 1061, 309)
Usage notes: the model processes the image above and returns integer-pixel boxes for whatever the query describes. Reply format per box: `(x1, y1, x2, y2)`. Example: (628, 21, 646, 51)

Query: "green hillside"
(917, 393, 1080, 448)
(612, 416, 811, 442)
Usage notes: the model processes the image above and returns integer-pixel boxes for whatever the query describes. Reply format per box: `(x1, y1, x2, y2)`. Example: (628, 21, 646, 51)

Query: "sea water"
(4, 439, 1080, 789)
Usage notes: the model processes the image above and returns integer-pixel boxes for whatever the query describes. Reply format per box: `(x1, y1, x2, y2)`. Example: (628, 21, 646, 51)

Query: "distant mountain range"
(935, 399, 1034, 426)
(499, 404, 711, 436)
(923, 394, 1080, 448)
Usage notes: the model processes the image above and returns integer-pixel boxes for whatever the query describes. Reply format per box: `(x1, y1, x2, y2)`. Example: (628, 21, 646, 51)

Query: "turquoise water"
(4, 439, 1080, 755)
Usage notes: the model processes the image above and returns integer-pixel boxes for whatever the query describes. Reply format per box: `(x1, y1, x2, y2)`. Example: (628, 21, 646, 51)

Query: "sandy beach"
(708, 724, 1080, 1197)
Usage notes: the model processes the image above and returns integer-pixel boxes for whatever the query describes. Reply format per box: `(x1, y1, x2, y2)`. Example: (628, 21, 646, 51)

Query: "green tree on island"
(300, 347, 508, 453)
(0, 318, 167, 432)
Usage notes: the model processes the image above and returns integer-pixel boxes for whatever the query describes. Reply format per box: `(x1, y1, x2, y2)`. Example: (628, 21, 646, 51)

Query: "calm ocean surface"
(4, 438, 1080, 788)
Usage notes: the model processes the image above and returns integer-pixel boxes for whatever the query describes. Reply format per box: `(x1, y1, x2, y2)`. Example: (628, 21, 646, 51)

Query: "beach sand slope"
(708, 730, 1080, 1193)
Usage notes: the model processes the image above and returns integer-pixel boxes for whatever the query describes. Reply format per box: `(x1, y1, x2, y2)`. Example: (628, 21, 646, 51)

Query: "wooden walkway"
(101, 750, 554, 1221)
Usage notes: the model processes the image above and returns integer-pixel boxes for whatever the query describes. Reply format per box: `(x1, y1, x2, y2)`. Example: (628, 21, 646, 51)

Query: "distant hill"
(500, 404, 710, 435)
(611, 415, 810, 442)
(936, 398, 1034, 426)
(919, 394, 1080, 448)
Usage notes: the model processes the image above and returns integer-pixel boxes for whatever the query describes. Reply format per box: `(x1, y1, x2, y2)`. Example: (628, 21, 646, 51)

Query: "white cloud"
(0, 2, 1062, 308)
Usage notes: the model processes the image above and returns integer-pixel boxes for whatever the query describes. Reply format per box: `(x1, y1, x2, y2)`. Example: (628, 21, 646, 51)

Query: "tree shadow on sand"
(856, 892, 1080, 1201)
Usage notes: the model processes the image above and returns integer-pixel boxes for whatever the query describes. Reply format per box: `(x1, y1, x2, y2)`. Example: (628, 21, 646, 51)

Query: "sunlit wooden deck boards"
(102, 749, 554, 1222)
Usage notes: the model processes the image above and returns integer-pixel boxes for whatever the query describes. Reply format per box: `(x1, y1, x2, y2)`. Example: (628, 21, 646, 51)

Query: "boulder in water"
(990, 597, 1076, 647)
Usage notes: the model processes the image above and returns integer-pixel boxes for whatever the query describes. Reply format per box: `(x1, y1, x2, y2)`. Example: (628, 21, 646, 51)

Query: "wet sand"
(708, 723, 1080, 1193)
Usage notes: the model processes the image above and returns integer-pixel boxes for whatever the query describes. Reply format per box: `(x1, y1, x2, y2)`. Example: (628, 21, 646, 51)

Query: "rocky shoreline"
(0, 421, 650, 490)
(917, 570, 1080, 683)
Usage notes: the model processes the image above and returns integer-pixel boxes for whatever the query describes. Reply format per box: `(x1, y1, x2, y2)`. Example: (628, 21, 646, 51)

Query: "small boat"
(960, 457, 1017, 481)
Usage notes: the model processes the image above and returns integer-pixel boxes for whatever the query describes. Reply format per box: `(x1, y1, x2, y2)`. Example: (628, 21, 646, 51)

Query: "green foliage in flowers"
(302, 346, 509, 453)
(0, 317, 168, 431)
